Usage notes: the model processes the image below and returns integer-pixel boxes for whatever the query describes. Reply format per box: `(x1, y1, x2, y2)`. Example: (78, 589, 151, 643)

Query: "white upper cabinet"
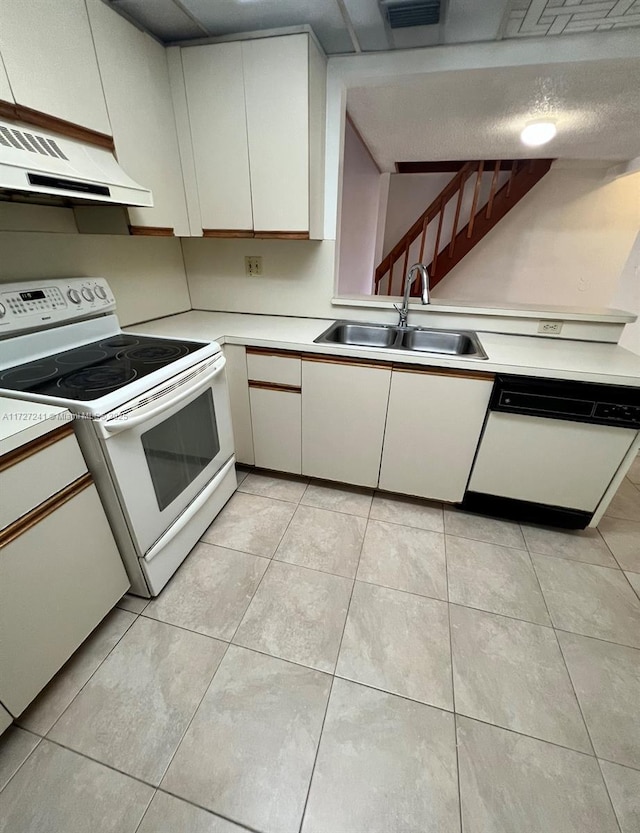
(242, 35, 309, 234)
(0, 53, 13, 103)
(0, 0, 111, 134)
(86, 0, 189, 234)
(176, 33, 326, 237)
(182, 41, 253, 232)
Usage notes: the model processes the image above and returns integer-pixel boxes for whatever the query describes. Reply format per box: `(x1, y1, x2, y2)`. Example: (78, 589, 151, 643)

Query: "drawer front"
(0, 428, 87, 530)
(246, 351, 301, 387)
(0, 480, 129, 716)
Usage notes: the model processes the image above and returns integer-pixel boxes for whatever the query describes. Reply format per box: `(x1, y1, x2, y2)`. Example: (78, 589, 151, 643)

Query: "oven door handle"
(102, 357, 226, 436)
(143, 456, 235, 564)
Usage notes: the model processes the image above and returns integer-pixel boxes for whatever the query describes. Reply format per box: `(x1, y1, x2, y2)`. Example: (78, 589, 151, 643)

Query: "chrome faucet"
(396, 263, 430, 329)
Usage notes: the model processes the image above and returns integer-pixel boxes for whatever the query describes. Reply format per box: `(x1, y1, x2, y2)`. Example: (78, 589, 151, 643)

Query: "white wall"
(336, 119, 381, 295)
(382, 173, 451, 256)
(431, 164, 640, 309)
(0, 228, 191, 326)
(182, 238, 337, 318)
(612, 229, 640, 356)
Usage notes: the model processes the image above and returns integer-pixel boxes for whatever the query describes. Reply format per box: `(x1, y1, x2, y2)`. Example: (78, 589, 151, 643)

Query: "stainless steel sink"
(400, 328, 483, 356)
(314, 320, 487, 359)
(316, 323, 398, 348)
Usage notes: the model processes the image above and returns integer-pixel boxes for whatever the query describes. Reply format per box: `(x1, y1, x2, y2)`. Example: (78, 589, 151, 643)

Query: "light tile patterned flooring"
(2, 464, 640, 833)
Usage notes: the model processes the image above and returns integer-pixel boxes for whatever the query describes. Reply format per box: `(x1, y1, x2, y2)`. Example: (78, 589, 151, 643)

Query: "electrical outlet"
(245, 256, 263, 277)
(538, 321, 563, 335)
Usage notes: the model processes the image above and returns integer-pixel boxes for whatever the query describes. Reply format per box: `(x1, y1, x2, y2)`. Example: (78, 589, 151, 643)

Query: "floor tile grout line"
(148, 488, 308, 786)
(443, 534, 464, 833)
(18, 608, 139, 739)
(296, 674, 336, 833)
(297, 513, 371, 833)
(155, 786, 267, 833)
(130, 785, 157, 833)
(153, 639, 234, 790)
(0, 733, 43, 797)
(529, 549, 598, 758)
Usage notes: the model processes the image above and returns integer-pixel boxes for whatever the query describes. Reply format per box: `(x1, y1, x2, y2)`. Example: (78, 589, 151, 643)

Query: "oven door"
(95, 353, 235, 556)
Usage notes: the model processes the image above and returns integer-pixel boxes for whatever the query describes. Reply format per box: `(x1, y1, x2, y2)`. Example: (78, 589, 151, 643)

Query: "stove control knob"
(67, 288, 82, 304)
(94, 284, 107, 300)
(81, 287, 95, 302)
(0, 302, 5, 318)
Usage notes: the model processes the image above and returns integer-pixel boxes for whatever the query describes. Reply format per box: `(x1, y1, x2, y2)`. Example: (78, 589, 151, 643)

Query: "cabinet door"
(222, 345, 254, 465)
(379, 369, 493, 502)
(250, 386, 302, 474)
(0, 0, 111, 134)
(0, 483, 129, 716)
(182, 42, 253, 232)
(302, 359, 391, 487)
(86, 0, 189, 234)
(243, 35, 309, 233)
(0, 53, 13, 103)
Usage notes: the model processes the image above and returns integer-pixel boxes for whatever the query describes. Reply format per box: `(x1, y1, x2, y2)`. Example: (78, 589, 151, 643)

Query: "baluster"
(449, 180, 466, 258)
(387, 258, 394, 295)
(467, 161, 484, 238)
(431, 206, 445, 278)
(506, 160, 517, 197)
(486, 160, 501, 219)
(401, 240, 410, 295)
(418, 216, 429, 263)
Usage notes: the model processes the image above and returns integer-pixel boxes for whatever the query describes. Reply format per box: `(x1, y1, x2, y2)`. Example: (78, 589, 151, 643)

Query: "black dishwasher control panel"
(490, 376, 640, 429)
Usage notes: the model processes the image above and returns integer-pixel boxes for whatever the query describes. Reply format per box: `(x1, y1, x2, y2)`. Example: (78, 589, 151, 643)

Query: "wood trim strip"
(0, 473, 93, 549)
(346, 112, 382, 174)
(128, 226, 174, 237)
(1, 103, 114, 151)
(246, 347, 302, 360)
(254, 231, 310, 240)
(0, 99, 19, 120)
(203, 229, 254, 238)
(393, 364, 495, 381)
(302, 354, 392, 371)
(0, 422, 75, 473)
(248, 380, 301, 394)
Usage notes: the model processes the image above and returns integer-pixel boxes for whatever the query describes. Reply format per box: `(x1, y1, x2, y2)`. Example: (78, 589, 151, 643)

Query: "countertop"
(0, 397, 71, 457)
(128, 311, 640, 387)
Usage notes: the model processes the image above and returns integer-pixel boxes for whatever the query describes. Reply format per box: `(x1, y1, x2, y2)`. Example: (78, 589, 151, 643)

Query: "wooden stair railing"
(374, 158, 553, 296)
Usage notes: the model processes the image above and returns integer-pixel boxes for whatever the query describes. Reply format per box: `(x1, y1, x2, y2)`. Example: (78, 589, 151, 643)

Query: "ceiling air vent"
(381, 0, 442, 28)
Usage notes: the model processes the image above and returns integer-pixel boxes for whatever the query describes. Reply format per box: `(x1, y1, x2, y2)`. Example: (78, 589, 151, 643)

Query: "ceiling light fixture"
(520, 120, 557, 147)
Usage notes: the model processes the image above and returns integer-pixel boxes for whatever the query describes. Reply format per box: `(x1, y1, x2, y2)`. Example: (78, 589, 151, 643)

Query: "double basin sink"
(314, 320, 488, 359)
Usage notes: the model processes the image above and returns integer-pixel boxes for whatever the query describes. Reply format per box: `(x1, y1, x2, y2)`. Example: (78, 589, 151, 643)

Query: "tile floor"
(1, 464, 640, 833)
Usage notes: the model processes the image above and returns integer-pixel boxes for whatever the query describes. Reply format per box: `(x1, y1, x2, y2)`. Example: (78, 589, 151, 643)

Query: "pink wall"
(337, 120, 381, 295)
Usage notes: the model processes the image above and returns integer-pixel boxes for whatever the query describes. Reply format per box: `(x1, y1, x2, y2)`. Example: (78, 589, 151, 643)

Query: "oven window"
(141, 389, 220, 511)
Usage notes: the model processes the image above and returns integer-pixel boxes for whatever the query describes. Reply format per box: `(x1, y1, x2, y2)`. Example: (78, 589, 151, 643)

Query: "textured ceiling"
(104, 0, 635, 52)
(347, 58, 640, 170)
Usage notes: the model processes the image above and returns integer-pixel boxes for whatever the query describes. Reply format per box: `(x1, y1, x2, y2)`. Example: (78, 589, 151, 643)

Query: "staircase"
(374, 159, 553, 296)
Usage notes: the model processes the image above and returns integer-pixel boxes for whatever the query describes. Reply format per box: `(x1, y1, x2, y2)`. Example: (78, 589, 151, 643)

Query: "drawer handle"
(0, 473, 93, 549)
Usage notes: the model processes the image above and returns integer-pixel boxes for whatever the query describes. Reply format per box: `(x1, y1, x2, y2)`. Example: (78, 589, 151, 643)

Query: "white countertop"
(0, 397, 72, 457)
(128, 311, 640, 387)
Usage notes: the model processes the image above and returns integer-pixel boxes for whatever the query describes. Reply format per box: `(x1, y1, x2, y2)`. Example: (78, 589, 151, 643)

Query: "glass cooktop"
(0, 334, 207, 401)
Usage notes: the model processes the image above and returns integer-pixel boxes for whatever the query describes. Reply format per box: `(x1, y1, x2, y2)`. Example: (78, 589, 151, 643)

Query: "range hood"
(0, 119, 153, 207)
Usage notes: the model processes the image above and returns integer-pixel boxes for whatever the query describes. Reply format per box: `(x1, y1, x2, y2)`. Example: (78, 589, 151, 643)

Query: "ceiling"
(347, 58, 640, 170)
(105, 0, 640, 53)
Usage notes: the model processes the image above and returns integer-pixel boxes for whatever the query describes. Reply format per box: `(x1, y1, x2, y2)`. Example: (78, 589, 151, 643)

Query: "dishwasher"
(463, 375, 640, 528)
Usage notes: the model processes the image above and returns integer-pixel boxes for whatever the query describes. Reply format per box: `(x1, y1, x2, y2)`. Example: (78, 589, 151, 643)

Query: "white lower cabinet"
(379, 368, 494, 502)
(250, 386, 302, 474)
(222, 345, 254, 466)
(0, 483, 129, 717)
(302, 358, 392, 487)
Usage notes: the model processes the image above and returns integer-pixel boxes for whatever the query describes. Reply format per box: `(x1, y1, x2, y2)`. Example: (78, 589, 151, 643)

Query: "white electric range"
(0, 278, 236, 596)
